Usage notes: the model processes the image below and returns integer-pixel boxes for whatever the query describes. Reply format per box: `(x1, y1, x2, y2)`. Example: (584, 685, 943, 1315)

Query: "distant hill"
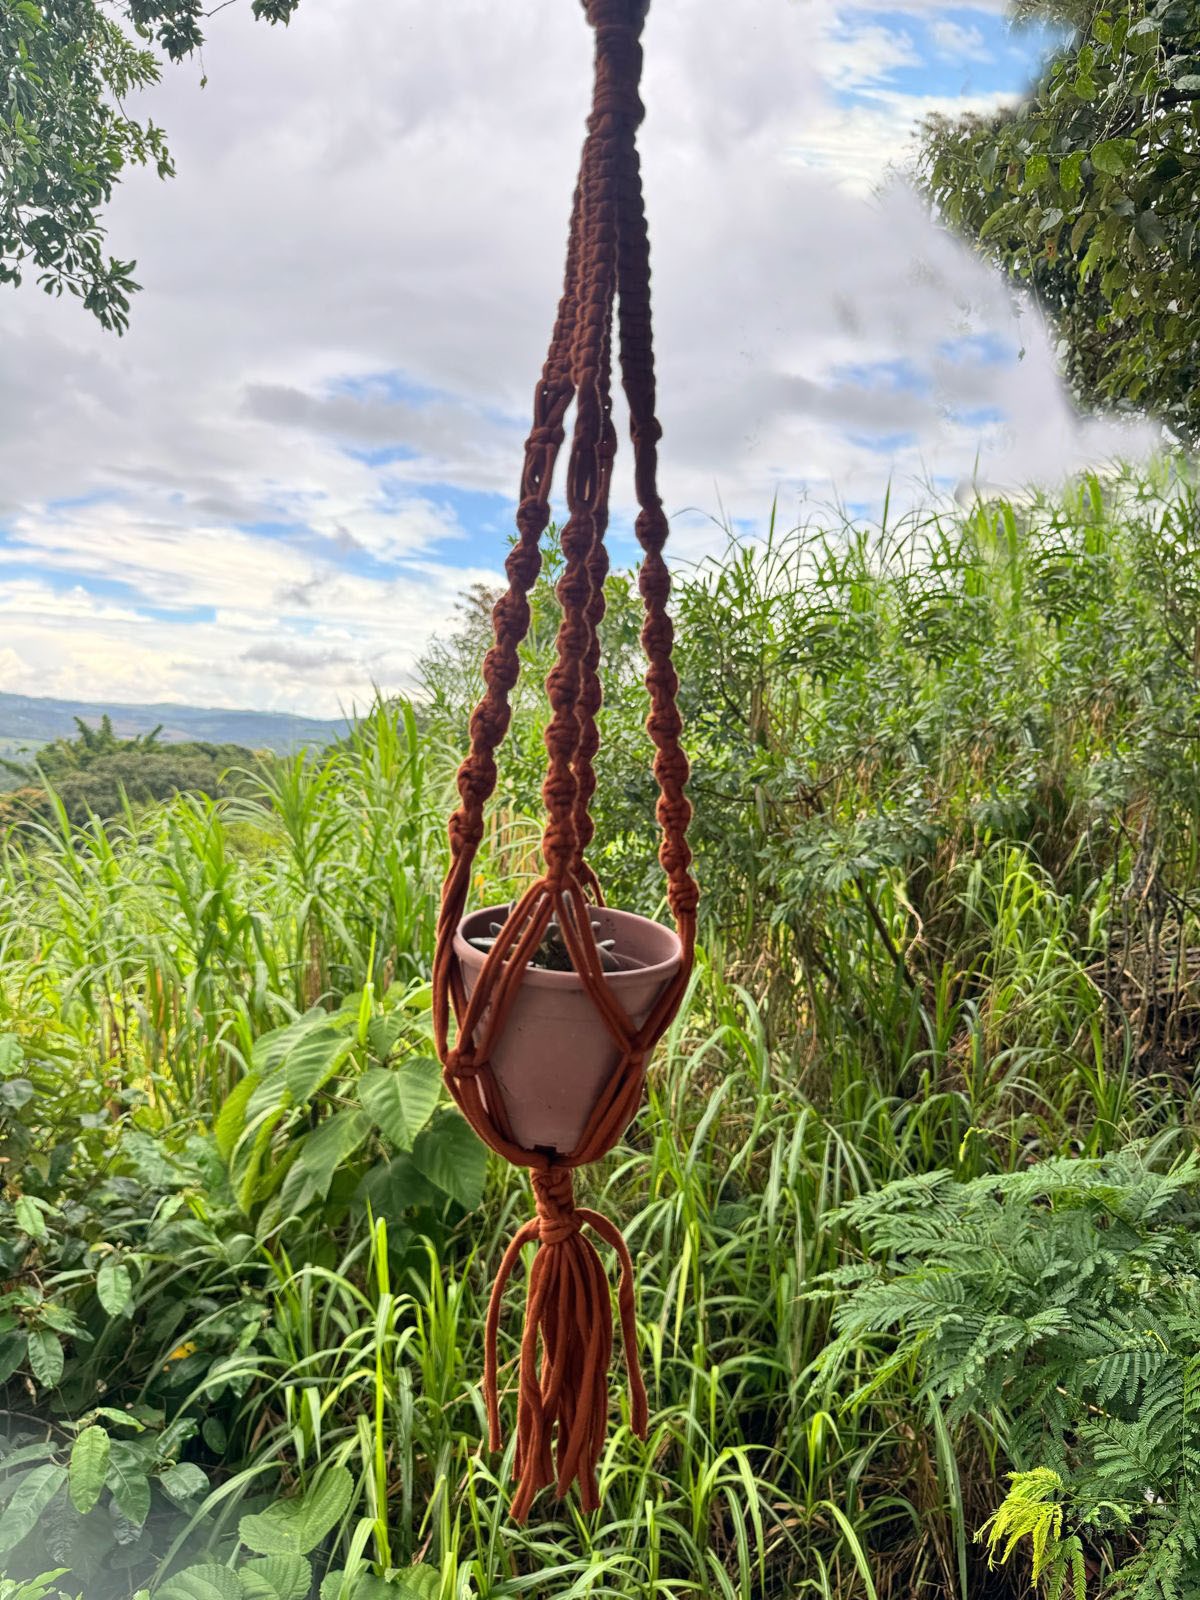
(0, 692, 349, 761)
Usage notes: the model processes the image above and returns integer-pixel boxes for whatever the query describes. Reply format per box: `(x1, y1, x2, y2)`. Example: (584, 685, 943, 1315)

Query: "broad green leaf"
(97, 1256, 134, 1316)
(390, 1566, 440, 1600)
(107, 1456, 151, 1527)
(233, 1103, 290, 1213)
(976, 144, 998, 182)
(0, 1033, 23, 1074)
(158, 1461, 209, 1505)
(297, 1108, 370, 1194)
(26, 1327, 64, 1388)
(240, 1554, 313, 1600)
(1059, 150, 1084, 191)
(411, 1110, 487, 1211)
(0, 1331, 26, 1385)
(978, 199, 1022, 241)
(1091, 138, 1133, 176)
(319, 1576, 399, 1600)
(69, 1425, 110, 1514)
(358, 1056, 442, 1150)
(1024, 152, 1050, 187)
(252, 1013, 325, 1073)
(214, 1071, 260, 1160)
(366, 1011, 406, 1062)
(238, 1466, 353, 1556)
(79, 1405, 146, 1432)
(0, 1077, 33, 1110)
(0, 1464, 68, 1555)
(283, 1025, 354, 1104)
(155, 1564, 242, 1600)
(278, 1157, 322, 1220)
(14, 1194, 46, 1241)
(356, 1153, 439, 1221)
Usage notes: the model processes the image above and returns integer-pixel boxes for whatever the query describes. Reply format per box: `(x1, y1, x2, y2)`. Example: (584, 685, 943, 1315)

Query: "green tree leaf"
(26, 1328, 64, 1388)
(0, 1465, 68, 1555)
(0, 1077, 34, 1110)
(238, 1466, 353, 1556)
(0, 1331, 27, 1385)
(296, 1108, 370, 1196)
(68, 1425, 111, 1514)
(283, 1025, 354, 1104)
(96, 1256, 134, 1316)
(239, 1554, 313, 1600)
(14, 1194, 46, 1241)
(411, 1110, 487, 1211)
(358, 1056, 442, 1150)
(214, 1072, 261, 1160)
(158, 1461, 209, 1505)
(107, 1453, 151, 1527)
(155, 1565, 243, 1600)
(1090, 137, 1134, 176)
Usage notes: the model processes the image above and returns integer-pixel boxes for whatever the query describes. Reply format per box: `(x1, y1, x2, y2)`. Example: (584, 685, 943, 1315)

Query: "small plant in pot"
(453, 897, 682, 1156)
(466, 902, 627, 973)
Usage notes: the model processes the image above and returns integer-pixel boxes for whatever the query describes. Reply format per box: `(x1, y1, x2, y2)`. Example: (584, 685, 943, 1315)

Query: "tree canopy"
(1, 0, 299, 331)
(917, 0, 1200, 444)
(0, 714, 257, 826)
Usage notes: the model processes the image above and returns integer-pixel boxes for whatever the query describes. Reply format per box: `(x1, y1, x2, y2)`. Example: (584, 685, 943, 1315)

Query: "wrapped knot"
(532, 1166, 581, 1244)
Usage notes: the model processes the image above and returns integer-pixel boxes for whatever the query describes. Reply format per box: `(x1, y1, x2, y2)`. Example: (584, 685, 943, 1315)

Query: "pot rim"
(453, 902, 683, 990)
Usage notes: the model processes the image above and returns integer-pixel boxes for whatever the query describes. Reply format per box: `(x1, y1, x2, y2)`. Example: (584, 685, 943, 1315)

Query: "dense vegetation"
(918, 0, 1200, 442)
(0, 718, 258, 829)
(3, 466, 1200, 1598)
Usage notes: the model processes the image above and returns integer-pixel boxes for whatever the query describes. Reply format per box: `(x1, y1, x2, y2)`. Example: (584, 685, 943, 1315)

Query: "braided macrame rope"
(431, 0, 697, 1522)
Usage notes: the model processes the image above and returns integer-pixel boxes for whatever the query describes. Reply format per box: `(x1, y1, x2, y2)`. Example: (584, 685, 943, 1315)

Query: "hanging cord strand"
(434, 174, 587, 1061)
(613, 53, 699, 950)
(433, 0, 696, 1525)
(539, 62, 623, 887)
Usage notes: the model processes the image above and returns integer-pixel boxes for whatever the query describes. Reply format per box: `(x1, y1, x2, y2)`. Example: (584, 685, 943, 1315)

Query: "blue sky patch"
(830, 6, 1066, 106)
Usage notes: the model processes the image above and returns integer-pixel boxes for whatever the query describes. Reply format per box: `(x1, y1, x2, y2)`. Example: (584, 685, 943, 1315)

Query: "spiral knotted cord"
(431, 0, 697, 1521)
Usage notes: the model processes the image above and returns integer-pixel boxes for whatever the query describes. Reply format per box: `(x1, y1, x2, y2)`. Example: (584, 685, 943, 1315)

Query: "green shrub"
(816, 1146, 1200, 1598)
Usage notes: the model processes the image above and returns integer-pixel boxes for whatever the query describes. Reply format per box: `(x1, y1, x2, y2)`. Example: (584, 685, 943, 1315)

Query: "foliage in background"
(0, 0, 300, 331)
(817, 1147, 1200, 1600)
(3, 469, 1200, 1597)
(918, 0, 1200, 442)
(0, 717, 258, 827)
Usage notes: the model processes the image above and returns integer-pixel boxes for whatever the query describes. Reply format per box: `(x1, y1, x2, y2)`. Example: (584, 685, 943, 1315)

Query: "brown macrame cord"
(432, 0, 697, 1523)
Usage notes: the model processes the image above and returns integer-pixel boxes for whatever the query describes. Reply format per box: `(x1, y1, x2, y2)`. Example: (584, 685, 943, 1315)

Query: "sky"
(0, 0, 1160, 717)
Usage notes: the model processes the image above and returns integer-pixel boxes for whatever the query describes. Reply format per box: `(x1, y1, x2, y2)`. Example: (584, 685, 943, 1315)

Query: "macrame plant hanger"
(432, 0, 697, 1523)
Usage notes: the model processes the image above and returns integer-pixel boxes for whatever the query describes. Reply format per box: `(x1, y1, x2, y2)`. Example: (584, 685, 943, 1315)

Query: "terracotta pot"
(453, 903, 683, 1155)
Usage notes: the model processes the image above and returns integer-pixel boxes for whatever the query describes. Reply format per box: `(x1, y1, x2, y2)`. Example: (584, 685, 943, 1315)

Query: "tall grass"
(2, 466, 1199, 1598)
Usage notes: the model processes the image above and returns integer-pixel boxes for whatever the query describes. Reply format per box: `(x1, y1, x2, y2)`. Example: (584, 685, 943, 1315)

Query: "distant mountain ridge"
(0, 691, 349, 756)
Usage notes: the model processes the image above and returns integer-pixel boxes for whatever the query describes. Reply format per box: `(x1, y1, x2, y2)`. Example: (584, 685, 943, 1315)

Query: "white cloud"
(930, 18, 990, 58)
(0, 0, 1157, 715)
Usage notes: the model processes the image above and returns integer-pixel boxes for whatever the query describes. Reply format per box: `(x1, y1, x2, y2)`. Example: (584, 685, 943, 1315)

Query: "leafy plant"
(918, 0, 1200, 442)
(816, 1147, 1200, 1597)
(466, 901, 622, 972)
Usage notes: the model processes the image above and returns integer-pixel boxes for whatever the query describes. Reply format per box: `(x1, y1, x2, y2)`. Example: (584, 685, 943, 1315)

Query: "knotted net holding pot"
(431, 0, 698, 1522)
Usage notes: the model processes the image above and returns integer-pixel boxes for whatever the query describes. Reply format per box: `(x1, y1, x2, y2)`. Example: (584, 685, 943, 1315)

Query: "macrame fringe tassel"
(483, 1167, 648, 1521)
